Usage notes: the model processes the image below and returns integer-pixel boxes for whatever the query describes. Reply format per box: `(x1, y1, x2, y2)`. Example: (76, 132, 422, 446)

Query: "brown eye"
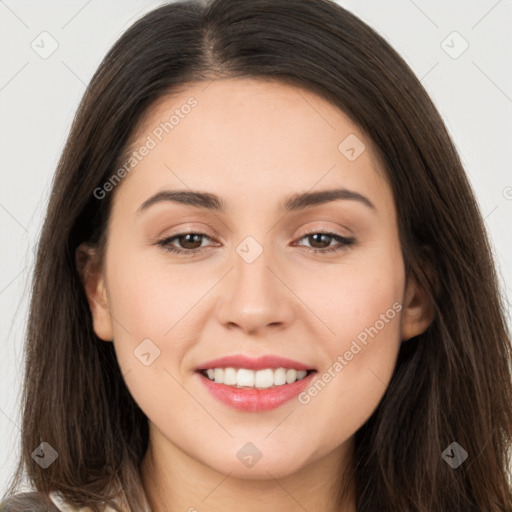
(175, 233, 204, 250)
(157, 232, 213, 255)
(295, 232, 357, 254)
(156, 230, 356, 257)
(305, 233, 333, 249)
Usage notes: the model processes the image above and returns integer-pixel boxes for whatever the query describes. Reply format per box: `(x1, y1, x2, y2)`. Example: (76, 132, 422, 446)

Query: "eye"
(156, 230, 357, 256)
(157, 232, 215, 255)
(294, 231, 357, 254)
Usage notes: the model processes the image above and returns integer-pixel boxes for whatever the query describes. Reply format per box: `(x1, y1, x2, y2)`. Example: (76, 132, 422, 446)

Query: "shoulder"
(47, 491, 93, 511)
(0, 491, 61, 511)
(0, 491, 119, 511)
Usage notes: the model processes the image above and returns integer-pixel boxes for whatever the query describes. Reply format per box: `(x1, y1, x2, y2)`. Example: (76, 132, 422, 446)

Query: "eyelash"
(156, 230, 357, 256)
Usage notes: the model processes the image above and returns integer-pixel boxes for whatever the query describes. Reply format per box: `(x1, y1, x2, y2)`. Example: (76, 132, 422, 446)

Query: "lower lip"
(196, 370, 317, 412)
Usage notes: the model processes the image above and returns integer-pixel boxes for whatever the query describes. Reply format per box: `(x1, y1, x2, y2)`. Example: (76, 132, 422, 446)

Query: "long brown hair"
(2, 0, 512, 510)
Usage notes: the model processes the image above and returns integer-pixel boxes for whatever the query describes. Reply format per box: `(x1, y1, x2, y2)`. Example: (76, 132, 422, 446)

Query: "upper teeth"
(203, 367, 309, 388)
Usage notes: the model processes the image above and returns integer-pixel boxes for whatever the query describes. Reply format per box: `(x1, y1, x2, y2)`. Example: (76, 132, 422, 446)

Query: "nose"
(215, 245, 295, 336)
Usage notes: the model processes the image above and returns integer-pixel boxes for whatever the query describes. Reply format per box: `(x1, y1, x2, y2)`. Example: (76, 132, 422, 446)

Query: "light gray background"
(1, 0, 511, 494)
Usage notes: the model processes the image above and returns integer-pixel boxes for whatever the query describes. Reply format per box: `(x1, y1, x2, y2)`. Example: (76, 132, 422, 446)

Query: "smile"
(196, 368, 317, 412)
(200, 367, 312, 388)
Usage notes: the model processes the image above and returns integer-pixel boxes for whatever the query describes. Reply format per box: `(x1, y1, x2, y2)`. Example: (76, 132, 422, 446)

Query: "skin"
(79, 77, 433, 512)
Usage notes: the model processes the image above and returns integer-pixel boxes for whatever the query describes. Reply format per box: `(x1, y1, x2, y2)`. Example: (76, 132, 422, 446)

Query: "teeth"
(223, 367, 237, 385)
(286, 369, 297, 384)
(202, 367, 309, 388)
(255, 369, 273, 389)
(274, 367, 287, 385)
(237, 368, 254, 387)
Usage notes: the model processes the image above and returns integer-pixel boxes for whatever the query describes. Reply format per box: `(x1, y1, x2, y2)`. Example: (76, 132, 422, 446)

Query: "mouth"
(197, 367, 317, 389)
(195, 368, 318, 412)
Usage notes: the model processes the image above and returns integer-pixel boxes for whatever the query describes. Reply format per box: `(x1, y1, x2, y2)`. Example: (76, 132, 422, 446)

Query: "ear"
(400, 272, 435, 341)
(75, 243, 113, 342)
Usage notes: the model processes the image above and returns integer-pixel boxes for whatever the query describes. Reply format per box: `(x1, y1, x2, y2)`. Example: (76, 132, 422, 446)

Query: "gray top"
(0, 491, 120, 511)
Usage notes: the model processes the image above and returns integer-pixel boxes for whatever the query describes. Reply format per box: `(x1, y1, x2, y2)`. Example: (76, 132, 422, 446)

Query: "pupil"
(310, 233, 329, 248)
(181, 234, 202, 249)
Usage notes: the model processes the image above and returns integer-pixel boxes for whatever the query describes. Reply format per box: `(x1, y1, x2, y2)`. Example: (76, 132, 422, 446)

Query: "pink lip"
(195, 354, 315, 371)
(196, 370, 317, 412)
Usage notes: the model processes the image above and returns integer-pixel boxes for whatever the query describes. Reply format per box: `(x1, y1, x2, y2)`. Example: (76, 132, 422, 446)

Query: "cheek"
(297, 259, 404, 437)
(328, 274, 402, 346)
(294, 306, 403, 455)
(104, 251, 205, 422)
(299, 243, 404, 350)
(315, 281, 402, 399)
(106, 244, 206, 337)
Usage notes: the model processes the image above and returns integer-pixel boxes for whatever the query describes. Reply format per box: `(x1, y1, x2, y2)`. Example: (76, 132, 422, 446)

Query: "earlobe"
(400, 273, 435, 342)
(75, 243, 114, 342)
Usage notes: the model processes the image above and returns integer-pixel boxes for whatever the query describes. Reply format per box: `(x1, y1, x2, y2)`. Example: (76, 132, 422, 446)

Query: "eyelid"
(156, 223, 220, 241)
(295, 224, 352, 238)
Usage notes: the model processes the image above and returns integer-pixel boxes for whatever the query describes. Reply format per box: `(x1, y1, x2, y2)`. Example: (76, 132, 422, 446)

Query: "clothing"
(0, 490, 129, 511)
(49, 491, 120, 511)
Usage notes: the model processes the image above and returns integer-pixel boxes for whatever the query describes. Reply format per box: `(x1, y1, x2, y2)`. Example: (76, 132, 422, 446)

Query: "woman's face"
(83, 78, 431, 481)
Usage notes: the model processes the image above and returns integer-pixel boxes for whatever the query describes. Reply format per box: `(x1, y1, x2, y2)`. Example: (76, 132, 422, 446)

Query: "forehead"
(111, 77, 392, 218)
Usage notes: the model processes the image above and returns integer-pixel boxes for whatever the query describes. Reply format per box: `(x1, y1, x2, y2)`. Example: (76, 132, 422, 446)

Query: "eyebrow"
(137, 187, 377, 214)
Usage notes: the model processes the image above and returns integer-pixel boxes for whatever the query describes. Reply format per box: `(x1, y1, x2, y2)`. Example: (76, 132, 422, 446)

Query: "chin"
(203, 446, 311, 480)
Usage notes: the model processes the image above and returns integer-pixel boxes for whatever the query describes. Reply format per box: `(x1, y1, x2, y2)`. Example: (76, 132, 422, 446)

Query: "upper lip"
(196, 354, 316, 371)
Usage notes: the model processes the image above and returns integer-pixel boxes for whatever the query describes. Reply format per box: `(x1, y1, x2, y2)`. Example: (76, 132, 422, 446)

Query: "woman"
(2, 0, 511, 510)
